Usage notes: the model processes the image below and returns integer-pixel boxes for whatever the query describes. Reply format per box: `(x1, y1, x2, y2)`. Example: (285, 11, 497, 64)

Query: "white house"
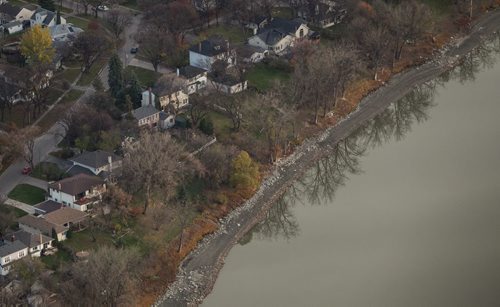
(131, 104, 160, 128)
(30, 8, 66, 27)
(212, 79, 248, 95)
(0, 3, 35, 25)
(69, 150, 122, 176)
(49, 23, 82, 42)
(248, 18, 310, 55)
(297, 0, 347, 29)
(48, 174, 106, 211)
(159, 111, 176, 130)
(158, 89, 189, 112)
(13, 230, 53, 258)
(189, 38, 236, 71)
(1, 20, 22, 34)
(177, 65, 208, 94)
(18, 215, 68, 242)
(0, 238, 28, 275)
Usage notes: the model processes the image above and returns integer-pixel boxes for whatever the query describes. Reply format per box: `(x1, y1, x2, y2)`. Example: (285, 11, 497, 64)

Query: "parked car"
(21, 166, 31, 175)
(97, 5, 109, 11)
(130, 47, 138, 54)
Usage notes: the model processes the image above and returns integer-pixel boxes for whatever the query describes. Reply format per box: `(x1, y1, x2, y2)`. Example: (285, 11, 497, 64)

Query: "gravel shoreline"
(155, 10, 500, 307)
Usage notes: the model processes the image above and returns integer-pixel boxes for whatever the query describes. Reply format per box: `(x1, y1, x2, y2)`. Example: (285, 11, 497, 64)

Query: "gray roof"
(70, 150, 121, 169)
(256, 29, 287, 45)
(237, 45, 266, 58)
(18, 215, 67, 235)
(0, 239, 27, 258)
(2, 20, 23, 28)
(65, 165, 95, 177)
(132, 105, 159, 121)
(48, 173, 104, 196)
(178, 65, 206, 79)
(263, 18, 306, 35)
(189, 37, 230, 57)
(13, 230, 53, 248)
(34, 200, 63, 215)
(0, 3, 23, 17)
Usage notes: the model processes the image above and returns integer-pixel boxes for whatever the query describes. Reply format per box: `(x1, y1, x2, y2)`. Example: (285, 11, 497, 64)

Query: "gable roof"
(2, 20, 23, 29)
(0, 3, 23, 17)
(34, 200, 64, 215)
(43, 207, 87, 226)
(70, 150, 122, 170)
(256, 29, 288, 46)
(18, 215, 66, 235)
(13, 230, 53, 248)
(189, 37, 230, 57)
(48, 173, 105, 196)
(237, 45, 267, 58)
(0, 239, 27, 257)
(178, 65, 206, 79)
(264, 18, 306, 35)
(132, 105, 159, 121)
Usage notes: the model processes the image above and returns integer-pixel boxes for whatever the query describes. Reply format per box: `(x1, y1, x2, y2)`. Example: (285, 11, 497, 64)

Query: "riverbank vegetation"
(1, 0, 500, 305)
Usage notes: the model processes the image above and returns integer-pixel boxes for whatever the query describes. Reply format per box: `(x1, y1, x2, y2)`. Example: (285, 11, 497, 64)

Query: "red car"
(21, 166, 31, 175)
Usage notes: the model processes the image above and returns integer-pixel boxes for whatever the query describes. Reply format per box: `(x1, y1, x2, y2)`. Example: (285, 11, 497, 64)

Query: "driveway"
(4, 198, 36, 215)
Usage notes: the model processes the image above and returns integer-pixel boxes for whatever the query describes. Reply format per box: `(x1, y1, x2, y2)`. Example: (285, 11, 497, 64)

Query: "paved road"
(157, 8, 500, 306)
(0, 6, 142, 197)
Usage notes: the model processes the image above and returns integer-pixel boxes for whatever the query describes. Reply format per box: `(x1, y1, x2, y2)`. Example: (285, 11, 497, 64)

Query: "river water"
(203, 38, 500, 307)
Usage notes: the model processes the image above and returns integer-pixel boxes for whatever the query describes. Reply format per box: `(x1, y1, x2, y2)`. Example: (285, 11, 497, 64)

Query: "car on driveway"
(130, 47, 138, 54)
(97, 5, 109, 11)
(21, 166, 31, 175)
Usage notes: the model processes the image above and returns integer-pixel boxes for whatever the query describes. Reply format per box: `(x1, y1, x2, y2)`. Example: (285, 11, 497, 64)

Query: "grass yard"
(125, 66, 162, 87)
(8, 184, 46, 205)
(207, 111, 233, 140)
(422, 0, 454, 15)
(63, 228, 115, 252)
(198, 25, 251, 44)
(245, 63, 291, 91)
(272, 7, 294, 19)
(57, 67, 81, 85)
(0, 204, 27, 218)
(41, 249, 72, 270)
(66, 16, 91, 29)
(77, 57, 108, 86)
(37, 89, 83, 132)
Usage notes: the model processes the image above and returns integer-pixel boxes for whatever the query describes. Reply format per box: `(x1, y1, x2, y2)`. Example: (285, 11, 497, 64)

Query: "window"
(33, 246, 38, 251)
(299, 28, 304, 38)
(4, 256, 10, 263)
(18, 251, 24, 257)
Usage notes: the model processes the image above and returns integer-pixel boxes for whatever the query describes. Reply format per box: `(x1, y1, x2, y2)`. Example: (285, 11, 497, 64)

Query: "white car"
(97, 5, 109, 11)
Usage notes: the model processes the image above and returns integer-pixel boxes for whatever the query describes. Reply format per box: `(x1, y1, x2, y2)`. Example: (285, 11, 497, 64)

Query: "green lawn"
(272, 7, 294, 19)
(7, 184, 46, 205)
(41, 249, 72, 270)
(207, 111, 233, 140)
(0, 204, 27, 218)
(57, 68, 81, 85)
(199, 25, 251, 44)
(124, 66, 162, 87)
(245, 63, 291, 91)
(66, 16, 91, 29)
(63, 228, 115, 252)
(422, 0, 453, 15)
(77, 57, 108, 86)
(37, 89, 83, 132)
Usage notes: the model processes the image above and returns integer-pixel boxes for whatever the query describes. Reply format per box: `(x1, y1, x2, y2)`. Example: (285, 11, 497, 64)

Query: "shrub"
(230, 151, 260, 193)
(199, 117, 214, 135)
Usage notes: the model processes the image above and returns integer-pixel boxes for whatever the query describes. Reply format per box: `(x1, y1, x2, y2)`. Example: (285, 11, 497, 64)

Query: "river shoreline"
(155, 9, 500, 306)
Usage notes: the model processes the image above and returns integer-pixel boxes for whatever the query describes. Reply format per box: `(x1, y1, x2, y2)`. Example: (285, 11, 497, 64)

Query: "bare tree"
(188, 94, 210, 128)
(218, 95, 242, 131)
(60, 246, 139, 306)
(121, 132, 194, 214)
(9, 126, 41, 169)
(105, 8, 132, 39)
(73, 30, 110, 72)
(136, 25, 176, 72)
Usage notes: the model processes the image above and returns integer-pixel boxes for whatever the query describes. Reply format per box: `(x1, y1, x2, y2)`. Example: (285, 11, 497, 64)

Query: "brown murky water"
(203, 39, 500, 307)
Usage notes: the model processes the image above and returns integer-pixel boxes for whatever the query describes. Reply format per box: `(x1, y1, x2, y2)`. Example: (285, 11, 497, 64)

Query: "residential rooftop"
(44, 207, 87, 226)
(131, 104, 160, 121)
(12, 230, 52, 249)
(48, 173, 105, 196)
(70, 150, 122, 170)
(0, 239, 26, 258)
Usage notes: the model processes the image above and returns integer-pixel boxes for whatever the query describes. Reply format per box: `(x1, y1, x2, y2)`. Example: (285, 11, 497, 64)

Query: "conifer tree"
(108, 54, 123, 99)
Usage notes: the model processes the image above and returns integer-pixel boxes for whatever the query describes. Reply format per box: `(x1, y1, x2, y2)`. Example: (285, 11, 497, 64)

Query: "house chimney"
(108, 155, 113, 171)
(58, 183, 61, 191)
(198, 42, 201, 52)
(148, 87, 153, 106)
(10, 234, 15, 242)
(176, 68, 180, 77)
(40, 233, 43, 245)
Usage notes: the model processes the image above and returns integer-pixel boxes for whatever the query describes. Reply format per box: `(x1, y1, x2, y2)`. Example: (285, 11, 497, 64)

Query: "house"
(189, 37, 236, 71)
(0, 3, 35, 26)
(155, 76, 189, 112)
(131, 104, 160, 128)
(212, 77, 248, 95)
(176, 65, 208, 94)
(141, 89, 156, 107)
(159, 111, 175, 130)
(0, 237, 28, 276)
(297, 0, 347, 28)
(12, 230, 53, 257)
(34, 200, 64, 215)
(248, 18, 310, 55)
(43, 207, 87, 230)
(18, 215, 68, 241)
(69, 150, 122, 176)
(236, 45, 268, 63)
(30, 8, 66, 28)
(1, 20, 23, 34)
(48, 174, 106, 211)
(245, 15, 269, 35)
(49, 23, 83, 42)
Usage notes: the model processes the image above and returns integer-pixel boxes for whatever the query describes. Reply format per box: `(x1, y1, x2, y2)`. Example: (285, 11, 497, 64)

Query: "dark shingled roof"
(189, 37, 229, 57)
(237, 45, 267, 58)
(65, 165, 96, 177)
(70, 150, 122, 169)
(34, 200, 63, 215)
(48, 173, 104, 196)
(256, 29, 287, 45)
(264, 18, 306, 35)
(0, 240, 27, 258)
(13, 230, 53, 248)
(0, 3, 23, 17)
(132, 105, 159, 121)
(178, 65, 206, 79)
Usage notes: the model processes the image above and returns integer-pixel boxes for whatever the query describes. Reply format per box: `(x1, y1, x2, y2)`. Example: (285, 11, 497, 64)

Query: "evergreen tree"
(126, 72, 142, 109)
(108, 54, 123, 99)
(38, 0, 56, 11)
